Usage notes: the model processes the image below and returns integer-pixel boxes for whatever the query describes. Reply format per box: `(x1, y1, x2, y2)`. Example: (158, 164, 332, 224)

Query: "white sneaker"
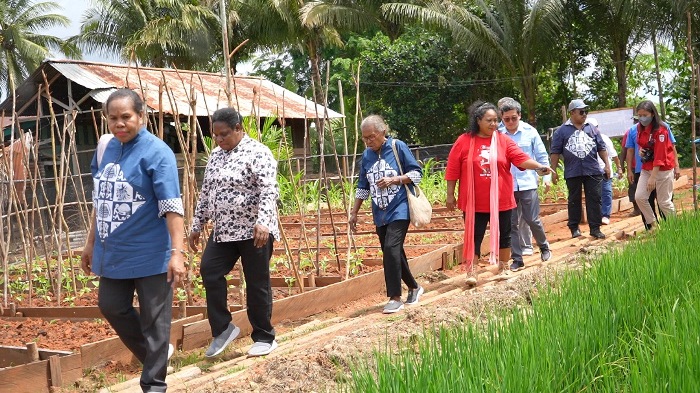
(248, 340, 278, 357)
(522, 248, 534, 256)
(167, 344, 174, 360)
(602, 217, 610, 225)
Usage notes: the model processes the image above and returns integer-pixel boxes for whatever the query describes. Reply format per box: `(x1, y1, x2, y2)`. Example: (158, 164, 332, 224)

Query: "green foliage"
(0, 0, 81, 97)
(71, 0, 219, 69)
(356, 29, 476, 145)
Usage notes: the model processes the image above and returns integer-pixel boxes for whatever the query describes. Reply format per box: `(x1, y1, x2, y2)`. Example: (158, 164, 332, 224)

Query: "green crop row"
(346, 213, 700, 392)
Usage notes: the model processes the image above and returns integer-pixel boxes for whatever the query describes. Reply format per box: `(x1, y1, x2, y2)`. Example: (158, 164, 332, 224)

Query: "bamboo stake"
(346, 62, 363, 280)
(688, 11, 697, 211)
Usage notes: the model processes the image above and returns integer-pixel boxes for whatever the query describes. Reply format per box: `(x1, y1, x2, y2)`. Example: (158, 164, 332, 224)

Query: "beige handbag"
(391, 140, 432, 227)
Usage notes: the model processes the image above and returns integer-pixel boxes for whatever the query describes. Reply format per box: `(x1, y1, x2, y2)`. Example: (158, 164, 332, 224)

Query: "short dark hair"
(104, 88, 144, 114)
(467, 101, 497, 135)
(211, 107, 243, 128)
(636, 100, 661, 132)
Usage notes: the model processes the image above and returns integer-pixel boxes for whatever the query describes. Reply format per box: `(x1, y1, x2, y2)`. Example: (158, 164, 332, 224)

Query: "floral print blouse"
(192, 135, 280, 242)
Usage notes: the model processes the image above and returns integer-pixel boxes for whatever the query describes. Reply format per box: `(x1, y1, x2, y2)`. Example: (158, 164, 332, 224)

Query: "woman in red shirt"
(445, 101, 552, 286)
(634, 100, 676, 229)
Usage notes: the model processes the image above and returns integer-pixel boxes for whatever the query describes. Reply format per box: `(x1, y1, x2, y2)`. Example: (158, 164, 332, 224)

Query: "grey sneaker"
(205, 323, 240, 358)
(405, 286, 424, 305)
(540, 248, 552, 262)
(383, 299, 404, 314)
(248, 340, 278, 357)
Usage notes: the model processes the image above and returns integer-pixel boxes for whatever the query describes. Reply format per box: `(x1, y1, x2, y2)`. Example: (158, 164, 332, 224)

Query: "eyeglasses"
(361, 132, 380, 143)
(578, 109, 588, 115)
(502, 116, 519, 123)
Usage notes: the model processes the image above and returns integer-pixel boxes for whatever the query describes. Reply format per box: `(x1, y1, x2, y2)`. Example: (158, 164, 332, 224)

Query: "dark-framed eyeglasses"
(578, 109, 588, 115)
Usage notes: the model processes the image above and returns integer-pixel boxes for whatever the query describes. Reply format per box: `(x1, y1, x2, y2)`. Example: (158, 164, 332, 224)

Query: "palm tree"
(71, 0, 219, 70)
(238, 0, 343, 104)
(301, 0, 404, 41)
(0, 0, 80, 98)
(382, 0, 566, 125)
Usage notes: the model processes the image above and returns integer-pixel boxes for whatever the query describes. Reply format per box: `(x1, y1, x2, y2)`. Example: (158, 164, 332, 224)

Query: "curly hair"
(467, 101, 497, 135)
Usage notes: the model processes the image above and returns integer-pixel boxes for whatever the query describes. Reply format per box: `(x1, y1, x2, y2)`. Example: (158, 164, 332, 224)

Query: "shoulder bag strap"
(390, 139, 405, 175)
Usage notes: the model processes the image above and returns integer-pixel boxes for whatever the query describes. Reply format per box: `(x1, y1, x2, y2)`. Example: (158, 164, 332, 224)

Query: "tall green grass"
(347, 213, 700, 392)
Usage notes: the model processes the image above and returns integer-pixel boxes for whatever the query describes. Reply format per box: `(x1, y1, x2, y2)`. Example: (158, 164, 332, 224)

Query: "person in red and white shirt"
(445, 101, 553, 286)
(634, 100, 676, 229)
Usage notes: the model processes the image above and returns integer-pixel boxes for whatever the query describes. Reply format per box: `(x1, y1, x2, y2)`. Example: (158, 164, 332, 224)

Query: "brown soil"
(3, 169, 698, 392)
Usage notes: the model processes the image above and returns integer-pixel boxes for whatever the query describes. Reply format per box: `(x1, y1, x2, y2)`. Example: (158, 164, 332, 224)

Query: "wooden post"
(26, 342, 39, 362)
(308, 272, 316, 288)
(179, 300, 187, 319)
(49, 355, 63, 387)
(10, 303, 16, 316)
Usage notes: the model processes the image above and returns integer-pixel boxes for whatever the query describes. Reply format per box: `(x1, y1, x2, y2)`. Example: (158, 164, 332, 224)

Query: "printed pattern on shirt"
(192, 136, 280, 241)
(94, 162, 145, 239)
(565, 130, 597, 159)
(367, 159, 399, 209)
(158, 198, 185, 217)
(477, 144, 492, 178)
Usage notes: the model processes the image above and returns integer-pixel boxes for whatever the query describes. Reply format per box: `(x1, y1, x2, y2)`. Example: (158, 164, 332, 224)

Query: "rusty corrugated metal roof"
(6, 59, 343, 119)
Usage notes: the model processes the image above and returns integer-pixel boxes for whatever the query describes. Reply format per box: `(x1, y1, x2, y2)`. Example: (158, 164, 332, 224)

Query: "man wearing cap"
(550, 99, 610, 239)
(498, 98, 552, 272)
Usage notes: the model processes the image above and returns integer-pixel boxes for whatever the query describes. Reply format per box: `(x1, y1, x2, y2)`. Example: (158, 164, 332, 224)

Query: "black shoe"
(571, 228, 582, 238)
(590, 229, 606, 239)
(510, 260, 525, 272)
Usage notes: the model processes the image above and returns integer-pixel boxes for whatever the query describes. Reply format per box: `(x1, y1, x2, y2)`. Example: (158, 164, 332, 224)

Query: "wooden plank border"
(181, 244, 457, 351)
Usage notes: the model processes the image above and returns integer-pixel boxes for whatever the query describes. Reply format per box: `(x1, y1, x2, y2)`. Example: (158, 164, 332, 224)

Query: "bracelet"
(171, 248, 187, 255)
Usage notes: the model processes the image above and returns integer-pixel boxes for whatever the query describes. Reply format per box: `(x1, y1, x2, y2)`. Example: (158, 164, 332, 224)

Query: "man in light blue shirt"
(498, 98, 552, 271)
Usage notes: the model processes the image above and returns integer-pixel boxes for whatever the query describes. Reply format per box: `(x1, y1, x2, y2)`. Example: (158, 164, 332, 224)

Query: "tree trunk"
(521, 72, 538, 126)
(652, 27, 666, 119)
(612, 44, 628, 107)
(307, 38, 324, 105)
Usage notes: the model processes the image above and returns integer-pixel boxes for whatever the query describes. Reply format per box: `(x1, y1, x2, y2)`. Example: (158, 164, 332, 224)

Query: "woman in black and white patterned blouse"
(189, 108, 280, 358)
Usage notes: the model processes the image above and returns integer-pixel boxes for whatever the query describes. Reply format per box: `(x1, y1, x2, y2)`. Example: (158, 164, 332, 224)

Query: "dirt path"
(83, 172, 697, 393)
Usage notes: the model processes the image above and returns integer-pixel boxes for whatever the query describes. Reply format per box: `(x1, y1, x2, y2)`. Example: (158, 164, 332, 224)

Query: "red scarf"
(463, 132, 500, 268)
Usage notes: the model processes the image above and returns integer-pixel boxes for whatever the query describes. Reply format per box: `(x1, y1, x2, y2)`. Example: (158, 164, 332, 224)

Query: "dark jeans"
(566, 174, 603, 231)
(201, 234, 275, 343)
(376, 219, 418, 299)
(474, 209, 513, 258)
(98, 273, 172, 393)
(630, 171, 666, 228)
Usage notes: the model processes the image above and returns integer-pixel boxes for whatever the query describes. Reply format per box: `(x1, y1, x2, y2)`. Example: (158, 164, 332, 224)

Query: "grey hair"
(498, 97, 521, 114)
(360, 115, 389, 134)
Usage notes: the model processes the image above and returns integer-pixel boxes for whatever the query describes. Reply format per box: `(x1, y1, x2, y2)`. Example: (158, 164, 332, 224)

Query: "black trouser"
(473, 210, 513, 258)
(201, 234, 275, 343)
(630, 171, 665, 228)
(566, 174, 603, 231)
(98, 273, 172, 393)
(376, 219, 418, 299)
